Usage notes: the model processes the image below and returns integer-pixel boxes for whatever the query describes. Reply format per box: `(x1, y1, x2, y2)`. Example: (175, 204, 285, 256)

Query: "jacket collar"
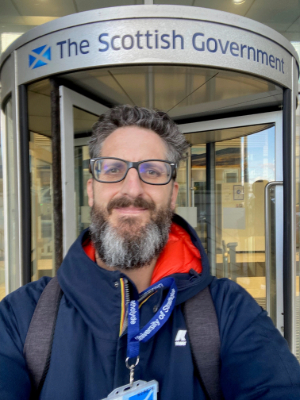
(57, 214, 213, 338)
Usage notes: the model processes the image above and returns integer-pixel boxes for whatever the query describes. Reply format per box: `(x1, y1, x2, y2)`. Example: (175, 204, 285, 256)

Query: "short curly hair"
(89, 105, 189, 165)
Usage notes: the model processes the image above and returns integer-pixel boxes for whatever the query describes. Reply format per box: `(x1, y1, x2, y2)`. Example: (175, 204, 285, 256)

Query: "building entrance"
(1, 5, 299, 355)
(55, 81, 284, 332)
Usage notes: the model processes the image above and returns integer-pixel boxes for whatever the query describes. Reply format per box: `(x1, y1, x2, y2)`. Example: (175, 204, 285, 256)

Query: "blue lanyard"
(127, 277, 178, 359)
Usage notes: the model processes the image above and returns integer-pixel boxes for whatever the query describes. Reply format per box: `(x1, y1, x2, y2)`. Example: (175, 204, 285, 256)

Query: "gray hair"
(88, 105, 189, 165)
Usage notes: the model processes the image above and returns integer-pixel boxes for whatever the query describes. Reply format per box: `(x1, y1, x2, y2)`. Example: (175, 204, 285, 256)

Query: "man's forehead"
(100, 126, 168, 159)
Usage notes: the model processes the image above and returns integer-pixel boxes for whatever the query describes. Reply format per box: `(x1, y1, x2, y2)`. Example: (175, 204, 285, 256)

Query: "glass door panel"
(180, 113, 283, 328)
(191, 146, 207, 248)
(28, 79, 54, 281)
(73, 107, 99, 237)
(176, 153, 189, 208)
(74, 144, 91, 237)
(6, 98, 20, 291)
(30, 132, 54, 280)
(176, 148, 195, 229)
(214, 127, 275, 311)
(59, 86, 107, 255)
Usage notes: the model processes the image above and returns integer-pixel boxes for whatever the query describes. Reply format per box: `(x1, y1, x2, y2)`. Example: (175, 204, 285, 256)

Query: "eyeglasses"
(89, 157, 177, 185)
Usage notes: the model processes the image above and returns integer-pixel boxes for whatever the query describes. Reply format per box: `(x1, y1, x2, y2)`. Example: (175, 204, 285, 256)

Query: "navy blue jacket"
(1, 215, 300, 399)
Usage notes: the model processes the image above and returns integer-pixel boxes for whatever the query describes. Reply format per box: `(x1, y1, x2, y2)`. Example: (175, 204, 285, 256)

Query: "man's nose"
(119, 167, 144, 198)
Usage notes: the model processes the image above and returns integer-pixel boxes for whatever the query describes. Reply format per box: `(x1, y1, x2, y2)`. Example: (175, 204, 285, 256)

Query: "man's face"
(86, 126, 179, 269)
(87, 126, 179, 233)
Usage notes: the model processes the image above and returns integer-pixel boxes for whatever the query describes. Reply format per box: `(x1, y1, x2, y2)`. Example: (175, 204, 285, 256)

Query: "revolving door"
(1, 5, 299, 354)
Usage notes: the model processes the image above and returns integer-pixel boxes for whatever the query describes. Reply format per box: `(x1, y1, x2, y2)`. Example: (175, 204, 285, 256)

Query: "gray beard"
(90, 201, 173, 270)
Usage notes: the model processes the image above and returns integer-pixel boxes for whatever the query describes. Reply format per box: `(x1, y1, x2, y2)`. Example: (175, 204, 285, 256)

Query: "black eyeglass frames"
(89, 157, 177, 185)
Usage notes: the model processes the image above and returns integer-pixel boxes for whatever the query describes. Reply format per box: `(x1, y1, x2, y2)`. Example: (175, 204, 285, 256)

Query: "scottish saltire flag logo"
(29, 45, 51, 69)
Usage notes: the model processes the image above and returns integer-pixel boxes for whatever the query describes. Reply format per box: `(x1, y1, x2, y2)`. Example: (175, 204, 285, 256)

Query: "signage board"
(16, 17, 292, 88)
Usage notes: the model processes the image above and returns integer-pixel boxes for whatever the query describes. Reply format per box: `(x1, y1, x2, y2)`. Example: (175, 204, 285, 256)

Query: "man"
(1, 105, 300, 400)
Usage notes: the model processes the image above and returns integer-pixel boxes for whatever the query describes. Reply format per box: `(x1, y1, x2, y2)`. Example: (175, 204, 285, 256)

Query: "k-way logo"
(175, 330, 187, 346)
(29, 45, 51, 69)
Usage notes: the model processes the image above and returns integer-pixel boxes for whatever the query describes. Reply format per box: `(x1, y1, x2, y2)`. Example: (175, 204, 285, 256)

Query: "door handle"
(265, 181, 283, 314)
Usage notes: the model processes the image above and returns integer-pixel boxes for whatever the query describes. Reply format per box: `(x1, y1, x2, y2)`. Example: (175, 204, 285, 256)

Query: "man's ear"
(87, 178, 94, 207)
(170, 181, 179, 211)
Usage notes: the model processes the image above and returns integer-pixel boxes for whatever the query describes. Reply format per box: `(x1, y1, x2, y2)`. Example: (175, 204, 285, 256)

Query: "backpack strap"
(183, 286, 222, 400)
(24, 276, 63, 397)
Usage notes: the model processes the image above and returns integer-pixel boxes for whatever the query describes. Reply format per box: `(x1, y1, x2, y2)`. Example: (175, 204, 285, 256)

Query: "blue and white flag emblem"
(29, 45, 51, 69)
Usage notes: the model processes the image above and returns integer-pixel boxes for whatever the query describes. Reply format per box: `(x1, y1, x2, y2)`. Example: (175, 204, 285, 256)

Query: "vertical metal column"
(282, 70, 296, 352)
(11, 51, 22, 289)
(50, 79, 63, 271)
(186, 148, 191, 207)
(1, 100, 9, 294)
(19, 85, 31, 285)
(206, 142, 216, 275)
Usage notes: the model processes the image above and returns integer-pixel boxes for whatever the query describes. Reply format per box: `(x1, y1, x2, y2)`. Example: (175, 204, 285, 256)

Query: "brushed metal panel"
(16, 17, 292, 88)
(0, 55, 13, 104)
(1, 5, 298, 66)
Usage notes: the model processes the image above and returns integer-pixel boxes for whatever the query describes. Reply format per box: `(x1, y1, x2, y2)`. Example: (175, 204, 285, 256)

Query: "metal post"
(19, 85, 31, 285)
(50, 79, 63, 271)
(206, 142, 216, 275)
(186, 149, 191, 207)
(11, 51, 22, 289)
(265, 181, 283, 318)
(282, 77, 296, 352)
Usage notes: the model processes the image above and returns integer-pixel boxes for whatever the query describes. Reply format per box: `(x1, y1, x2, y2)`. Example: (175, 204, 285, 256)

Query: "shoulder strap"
(24, 276, 63, 397)
(183, 286, 222, 400)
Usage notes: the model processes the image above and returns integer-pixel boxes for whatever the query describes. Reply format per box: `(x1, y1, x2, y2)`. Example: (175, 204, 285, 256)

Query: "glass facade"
(176, 125, 276, 322)
(28, 80, 55, 280)
(74, 145, 91, 237)
(30, 132, 54, 280)
(5, 97, 20, 293)
(214, 129, 276, 314)
(73, 107, 99, 237)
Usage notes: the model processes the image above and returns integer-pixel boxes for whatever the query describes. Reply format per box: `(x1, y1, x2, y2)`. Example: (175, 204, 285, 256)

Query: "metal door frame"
(59, 86, 108, 256)
(179, 111, 284, 332)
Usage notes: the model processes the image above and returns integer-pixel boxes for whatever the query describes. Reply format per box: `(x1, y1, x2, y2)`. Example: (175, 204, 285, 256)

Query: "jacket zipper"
(124, 278, 130, 307)
(120, 278, 130, 335)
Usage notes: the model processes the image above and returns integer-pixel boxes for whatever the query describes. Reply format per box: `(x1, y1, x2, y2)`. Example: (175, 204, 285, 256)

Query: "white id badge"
(100, 380, 159, 400)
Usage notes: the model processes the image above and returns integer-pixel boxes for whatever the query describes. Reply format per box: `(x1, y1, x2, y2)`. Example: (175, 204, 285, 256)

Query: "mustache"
(107, 197, 156, 214)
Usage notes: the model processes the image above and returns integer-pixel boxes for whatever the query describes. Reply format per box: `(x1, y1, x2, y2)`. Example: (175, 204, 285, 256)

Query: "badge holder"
(100, 380, 159, 400)
(101, 356, 158, 400)
(101, 278, 177, 400)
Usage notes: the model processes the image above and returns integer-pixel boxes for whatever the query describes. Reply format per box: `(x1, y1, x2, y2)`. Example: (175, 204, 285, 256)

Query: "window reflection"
(178, 125, 276, 318)
(6, 98, 19, 293)
(214, 128, 275, 312)
(73, 107, 99, 237)
(28, 80, 54, 281)
(75, 145, 91, 236)
(190, 146, 207, 247)
(30, 132, 54, 280)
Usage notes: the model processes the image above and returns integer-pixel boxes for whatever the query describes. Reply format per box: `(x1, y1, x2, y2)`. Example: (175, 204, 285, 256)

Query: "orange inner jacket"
(84, 222, 202, 285)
